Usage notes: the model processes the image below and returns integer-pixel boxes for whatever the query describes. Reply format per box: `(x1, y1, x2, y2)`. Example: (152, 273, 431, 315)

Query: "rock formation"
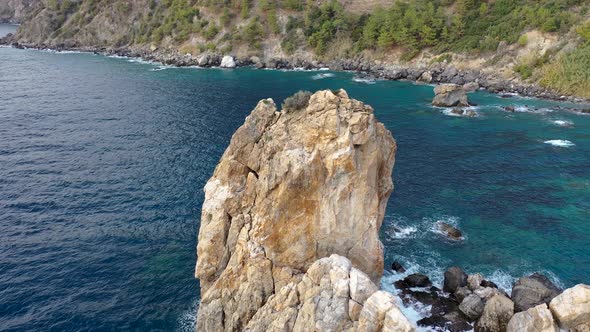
(195, 89, 403, 331)
(506, 304, 559, 332)
(432, 83, 470, 107)
(511, 273, 562, 312)
(549, 284, 590, 331)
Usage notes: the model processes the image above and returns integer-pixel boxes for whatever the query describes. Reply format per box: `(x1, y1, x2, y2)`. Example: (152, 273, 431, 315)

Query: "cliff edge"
(195, 89, 411, 331)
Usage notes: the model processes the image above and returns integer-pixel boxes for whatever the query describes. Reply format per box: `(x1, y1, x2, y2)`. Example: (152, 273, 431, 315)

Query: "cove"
(0, 44, 589, 331)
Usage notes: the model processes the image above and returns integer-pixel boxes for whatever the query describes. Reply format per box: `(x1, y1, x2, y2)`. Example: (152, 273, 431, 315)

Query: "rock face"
(549, 284, 590, 330)
(506, 304, 559, 332)
(195, 89, 398, 331)
(432, 84, 469, 107)
(511, 273, 562, 312)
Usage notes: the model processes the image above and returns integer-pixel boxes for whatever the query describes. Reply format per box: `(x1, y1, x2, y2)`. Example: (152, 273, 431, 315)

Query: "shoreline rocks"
(511, 273, 562, 312)
(1, 37, 589, 104)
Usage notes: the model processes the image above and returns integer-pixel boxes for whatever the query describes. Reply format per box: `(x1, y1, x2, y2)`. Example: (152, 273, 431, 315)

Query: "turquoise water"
(1, 40, 589, 330)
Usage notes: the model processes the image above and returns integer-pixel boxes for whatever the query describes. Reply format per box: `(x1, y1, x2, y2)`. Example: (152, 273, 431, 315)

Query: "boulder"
(455, 286, 473, 303)
(419, 71, 433, 83)
(195, 90, 397, 330)
(459, 293, 485, 320)
(503, 106, 516, 112)
(433, 84, 469, 107)
(468, 274, 485, 291)
(506, 304, 559, 332)
(359, 291, 416, 332)
(549, 284, 590, 330)
(444, 267, 468, 293)
(573, 323, 590, 332)
(481, 280, 499, 289)
(475, 294, 515, 332)
(511, 273, 562, 312)
(475, 287, 506, 301)
(220, 55, 236, 68)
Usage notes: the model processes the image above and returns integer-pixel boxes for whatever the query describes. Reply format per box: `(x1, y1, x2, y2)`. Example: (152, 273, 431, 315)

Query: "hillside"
(6, 0, 590, 99)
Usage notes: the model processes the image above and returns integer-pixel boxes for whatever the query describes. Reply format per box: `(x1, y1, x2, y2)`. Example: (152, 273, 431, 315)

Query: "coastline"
(3, 37, 590, 106)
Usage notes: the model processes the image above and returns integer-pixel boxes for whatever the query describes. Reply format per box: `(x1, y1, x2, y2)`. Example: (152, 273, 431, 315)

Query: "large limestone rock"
(475, 294, 514, 332)
(220, 55, 236, 68)
(549, 284, 590, 330)
(506, 304, 559, 332)
(511, 273, 562, 312)
(195, 89, 397, 331)
(432, 84, 469, 107)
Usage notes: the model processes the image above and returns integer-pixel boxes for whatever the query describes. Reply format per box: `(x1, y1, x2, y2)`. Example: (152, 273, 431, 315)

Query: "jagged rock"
(391, 261, 406, 273)
(444, 267, 468, 293)
(433, 84, 469, 107)
(220, 55, 236, 68)
(245, 255, 372, 332)
(468, 274, 485, 291)
(460, 293, 485, 320)
(475, 287, 506, 301)
(195, 90, 397, 331)
(506, 303, 559, 332)
(475, 294, 515, 332)
(456, 286, 473, 303)
(511, 273, 562, 312)
(358, 291, 416, 332)
(549, 284, 590, 330)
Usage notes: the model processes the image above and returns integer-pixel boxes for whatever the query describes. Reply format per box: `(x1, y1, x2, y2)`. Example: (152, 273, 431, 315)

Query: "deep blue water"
(1, 24, 590, 331)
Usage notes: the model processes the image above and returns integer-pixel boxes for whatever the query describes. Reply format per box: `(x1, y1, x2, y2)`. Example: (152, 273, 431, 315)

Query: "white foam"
(352, 76, 377, 84)
(552, 120, 573, 127)
(311, 73, 335, 80)
(176, 298, 199, 332)
(544, 139, 575, 147)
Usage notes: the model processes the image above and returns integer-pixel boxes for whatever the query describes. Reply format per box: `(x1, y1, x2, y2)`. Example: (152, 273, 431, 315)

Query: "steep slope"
(0, 0, 39, 23)
(195, 89, 399, 331)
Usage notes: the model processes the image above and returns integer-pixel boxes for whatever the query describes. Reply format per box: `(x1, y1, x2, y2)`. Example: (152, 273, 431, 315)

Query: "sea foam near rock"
(544, 139, 575, 147)
(311, 72, 335, 80)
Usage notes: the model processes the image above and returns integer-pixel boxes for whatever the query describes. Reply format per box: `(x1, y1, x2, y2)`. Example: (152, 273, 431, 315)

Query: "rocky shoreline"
(3, 35, 590, 105)
(390, 261, 590, 332)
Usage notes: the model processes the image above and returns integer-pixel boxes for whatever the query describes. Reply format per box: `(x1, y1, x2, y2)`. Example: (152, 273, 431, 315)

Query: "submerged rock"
(549, 284, 590, 330)
(439, 222, 463, 240)
(391, 261, 406, 273)
(433, 84, 469, 107)
(195, 89, 399, 331)
(511, 273, 562, 312)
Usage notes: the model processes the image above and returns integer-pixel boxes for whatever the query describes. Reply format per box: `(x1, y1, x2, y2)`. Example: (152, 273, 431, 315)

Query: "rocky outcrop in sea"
(195, 89, 407, 331)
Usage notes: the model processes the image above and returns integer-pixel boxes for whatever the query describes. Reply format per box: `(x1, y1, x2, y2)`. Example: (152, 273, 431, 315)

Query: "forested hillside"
(8, 0, 590, 98)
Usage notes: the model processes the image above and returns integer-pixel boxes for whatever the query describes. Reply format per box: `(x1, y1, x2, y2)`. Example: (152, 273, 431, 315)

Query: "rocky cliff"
(195, 89, 412, 331)
(0, 0, 38, 23)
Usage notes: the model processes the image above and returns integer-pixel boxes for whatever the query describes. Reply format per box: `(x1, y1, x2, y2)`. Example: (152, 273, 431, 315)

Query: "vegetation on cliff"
(9, 0, 590, 98)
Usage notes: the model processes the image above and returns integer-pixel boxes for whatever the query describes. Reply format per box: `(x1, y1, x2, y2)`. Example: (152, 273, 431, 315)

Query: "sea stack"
(195, 89, 412, 331)
(433, 83, 469, 107)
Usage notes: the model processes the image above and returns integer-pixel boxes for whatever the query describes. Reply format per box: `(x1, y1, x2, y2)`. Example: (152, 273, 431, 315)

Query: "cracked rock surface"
(195, 89, 401, 331)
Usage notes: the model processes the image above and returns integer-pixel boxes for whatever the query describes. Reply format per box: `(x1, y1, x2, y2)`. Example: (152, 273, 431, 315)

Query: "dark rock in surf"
(511, 273, 562, 312)
(444, 267, 468, 294)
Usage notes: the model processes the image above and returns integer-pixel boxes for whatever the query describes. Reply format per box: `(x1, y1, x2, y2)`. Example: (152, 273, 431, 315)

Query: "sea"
(1, 24, 589, 331)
